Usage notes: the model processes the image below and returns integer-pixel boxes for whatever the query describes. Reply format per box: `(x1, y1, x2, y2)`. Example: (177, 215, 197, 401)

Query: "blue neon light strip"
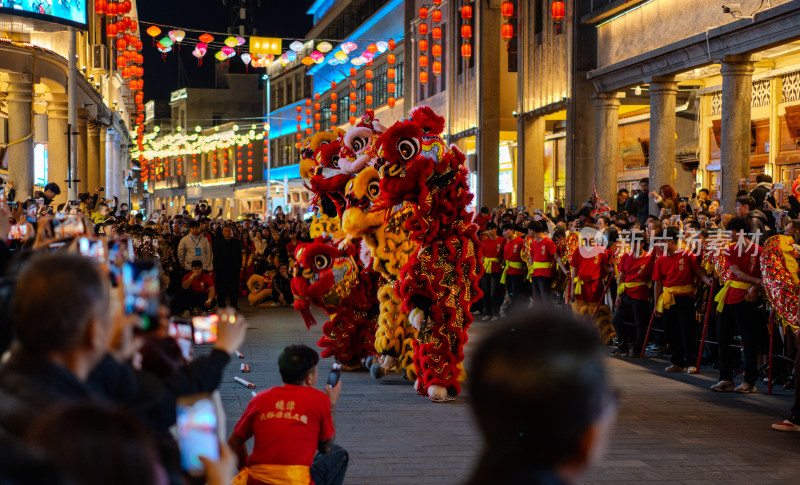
(268, 100, 307, 140)
(267, 164, 300, 180)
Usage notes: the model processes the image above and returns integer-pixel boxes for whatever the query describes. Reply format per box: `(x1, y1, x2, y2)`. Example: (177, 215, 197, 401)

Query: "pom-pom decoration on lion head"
(300, 128, 349, 218)
(338, 109, 386, 174)
(291, 237, 379, 366)
(760, 235, 799, 330)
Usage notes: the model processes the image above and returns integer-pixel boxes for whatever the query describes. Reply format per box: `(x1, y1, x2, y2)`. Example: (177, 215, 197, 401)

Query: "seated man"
(467, 309, 617, 484)
(272, 262, 294, 306)
(181, 259, 216, 315)
(229, 344, 348, 485)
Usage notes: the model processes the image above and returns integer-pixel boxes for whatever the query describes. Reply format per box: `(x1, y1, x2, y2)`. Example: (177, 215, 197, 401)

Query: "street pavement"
(214, 305, 800, 484)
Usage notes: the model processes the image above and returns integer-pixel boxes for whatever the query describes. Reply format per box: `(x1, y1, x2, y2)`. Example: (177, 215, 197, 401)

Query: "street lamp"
(123, 171, 135, 210)
(141, 189, 150, 217)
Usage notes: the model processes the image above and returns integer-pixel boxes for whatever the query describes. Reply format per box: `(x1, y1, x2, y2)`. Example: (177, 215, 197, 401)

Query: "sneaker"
(471, 310, 481, 315)
(665, 364, 686, 373)
(686, 366, 698, 374)
(735, 382, 756, 394)
(491, 316, 499, 321)
(481, 315, 491, 321)
(609, 348, 627, 356)
(627, 348, 636, 357)
(772, 417, 800, 432)
(710, 380, 735, 392)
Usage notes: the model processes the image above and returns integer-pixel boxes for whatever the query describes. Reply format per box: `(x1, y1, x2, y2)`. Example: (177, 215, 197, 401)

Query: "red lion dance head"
(308, 136, 352, 218)
(338, 110, 386, 174)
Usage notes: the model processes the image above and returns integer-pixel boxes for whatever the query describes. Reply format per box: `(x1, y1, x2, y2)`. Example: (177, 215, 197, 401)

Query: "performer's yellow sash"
(617, 281, 647, 296)
(500, 261, 523, 284)
(714, 280, 754, 313)
(483, 257, 500, 275)
(573, 277, 585, 295)
(526, 261, 552, 279)
(233, 464, 311, 485)
(656, 284, 695, 313)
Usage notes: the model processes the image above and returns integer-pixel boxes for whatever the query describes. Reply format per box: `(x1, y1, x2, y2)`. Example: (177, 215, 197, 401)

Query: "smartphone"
(176, 394, 220, 476)
(108, 237, 134, 286)
(774, 182, 785, 190)
(122, 260, 160, 331)
(327, 362, 342, 388)
(25, 201, 37, 224)
(7, 201, 18, 211)
(192, 314, 219, 345)
(705, 220, 714, 229)
(68, 200, 80, 207)
(78, 237, 106, 264)
(665, 209, 671, 215)
(678, 197, 688, 203)
(52, 214, 86, 239)
(168, 319, 194, 360)
(8, 224, 27, 241)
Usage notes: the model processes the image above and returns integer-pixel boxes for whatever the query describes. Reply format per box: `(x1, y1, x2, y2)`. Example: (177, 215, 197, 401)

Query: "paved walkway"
(216, 306, 800, 484)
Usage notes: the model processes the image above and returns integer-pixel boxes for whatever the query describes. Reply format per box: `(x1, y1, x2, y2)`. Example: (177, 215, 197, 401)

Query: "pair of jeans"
(310, 444, 349, 485)
(717, 300, 759, 385)
(663, 295, 697, 368)
(611, 294, 651, 354)
(479, 273, 501, 316)
(504, 274, 525, 311)
(531, 276, 553, 305)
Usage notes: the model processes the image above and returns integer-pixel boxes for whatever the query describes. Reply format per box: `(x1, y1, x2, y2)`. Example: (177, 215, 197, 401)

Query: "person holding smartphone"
(228, 344, 348, 485)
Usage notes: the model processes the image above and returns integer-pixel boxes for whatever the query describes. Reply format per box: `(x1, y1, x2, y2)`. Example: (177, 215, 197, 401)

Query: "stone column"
(521, 115, 545, 208)
(77, 109, 88, 194)
(477, 0, 501, 208)
(648, 77, 679, 215)
(111, 133, 121, 198)
(105, 128, 115, 196)
(87, 122, 101, 191)
(99, 126, 107, 189)
(6, 73, 34, 199)
(720, 55, 756, 212)
(593, 93, 621, 206)
(47, 92, 69, 205)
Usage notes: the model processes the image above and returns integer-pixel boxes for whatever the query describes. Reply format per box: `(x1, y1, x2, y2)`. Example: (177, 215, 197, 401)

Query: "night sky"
(137, 0, 313, 102)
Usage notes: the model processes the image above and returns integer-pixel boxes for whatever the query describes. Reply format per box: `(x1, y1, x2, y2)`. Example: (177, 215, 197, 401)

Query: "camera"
(722, 4, 742, 15)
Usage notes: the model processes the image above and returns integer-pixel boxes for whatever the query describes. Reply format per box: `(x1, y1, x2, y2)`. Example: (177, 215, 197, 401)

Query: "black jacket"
(213, 237, 243, 275)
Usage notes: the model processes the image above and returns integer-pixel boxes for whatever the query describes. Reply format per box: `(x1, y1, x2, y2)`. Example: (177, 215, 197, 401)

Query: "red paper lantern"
(296, 115, 302, 122)
(419, 39, 428, 51)
(306, 127, 312, 135)
(365, 69, 373, 80)
(349, 104, 357, 113)
(501, 1, 514, 18)
(314, 113, 321, 121)
(387, 54, 396, 65)
(314, 122, 321, 131)
(296, 124, 302, 130)
(461, 25, 472, 39)
(314, 102, 321, 111)
(388, 83, 396, 93)
(349, 116, 357, 125)
(419, 23, 428, 36)
(420, 72, 428, 84)
(95, 0, 106, 14)
(365, 82, 373, 92)
(388, 39, 396, 50)
(365, 95, 373, 105)
(331, 92, 338, 101)
(388, 68, 396, 79)
(461, 43, 472, 58)
(306, 118, 312, 126)
(432, 27, 442, 39)
(350, 67, 357, 76)
(350, 80, 357, 88)
(296, 106, 302, 113)
(552, 1, 565, 23)
(501, 23, 514, 41)
(432, 61, 442, 76)
(314, 93, 320, 100)
(330, 103, 338, 111)
(388, 97, 396, 108)
(432, 44, 442, 57)
(107, 23, 117, 37)
(305, 108, 312, 116)
(331, 114, 338, 124)
(106, 1, 116, 15)
(461, 5, 473, 19)
(349, 92, 356, 101)
(305, 99, 311, 106)
(419, 55, 428, 68)
(419, 7, 428, 19)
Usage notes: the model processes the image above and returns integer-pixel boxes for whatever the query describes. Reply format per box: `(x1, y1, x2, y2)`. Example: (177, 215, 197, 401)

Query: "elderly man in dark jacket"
(214, 225, 243, 309)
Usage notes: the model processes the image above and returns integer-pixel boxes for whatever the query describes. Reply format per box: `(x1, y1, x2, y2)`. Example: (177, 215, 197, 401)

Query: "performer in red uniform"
(570, 231, 610, 305)
(480, 222, 505, 320)
(653, 226, 712, 373)
(524, 220, 565, 305)
(711, 216, 763, 393)
(611, 231, 654, 356)
(501, 224, 526, 310)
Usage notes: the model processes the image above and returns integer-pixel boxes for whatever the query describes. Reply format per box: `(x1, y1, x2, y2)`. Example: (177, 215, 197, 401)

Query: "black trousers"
(216, 271, 239, 308)
(663, 295, 697, 368)
(504, 274, 525, 311)
(531, 276, 552, 305)
(611, 294, 651, 353)
(479, 273, 502, 316)
(792, 331, 800, 418)
(717, 300, 759, 384)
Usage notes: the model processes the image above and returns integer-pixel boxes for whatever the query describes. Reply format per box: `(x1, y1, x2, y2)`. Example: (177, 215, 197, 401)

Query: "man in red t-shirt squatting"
(181, 259, 217, 315)
(229, 344, 348, 485)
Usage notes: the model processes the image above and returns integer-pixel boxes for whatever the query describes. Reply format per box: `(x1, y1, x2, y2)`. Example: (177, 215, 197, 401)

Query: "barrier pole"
(694, 281, 716, 374)
(768, 309, 776, 396)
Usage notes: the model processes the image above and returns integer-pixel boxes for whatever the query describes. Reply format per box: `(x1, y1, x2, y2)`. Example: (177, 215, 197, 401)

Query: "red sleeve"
(203, 274, 215, 289)
(652, 258, 663, 282)
(182, 273, 191, 283)
(233, 395, 261, 440)
(570, 250, 581, 268)
(317, 392, 335, 442)
(545, 239, 557, 256)
(688, 252, 700, 273)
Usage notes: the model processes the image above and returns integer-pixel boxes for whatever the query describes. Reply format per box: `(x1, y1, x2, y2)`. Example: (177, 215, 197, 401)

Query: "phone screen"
(26, 201, 37, 224)
(8, 224, 27, 241)
(176, 396, 219, 475)
(79, 237, 106, 264)
(122, 260, 160, 331)
(52, 214, 86, 239)
(108, 238, 134, 286)
(192, 314, 219, 345)
(168, 320, 194, 360)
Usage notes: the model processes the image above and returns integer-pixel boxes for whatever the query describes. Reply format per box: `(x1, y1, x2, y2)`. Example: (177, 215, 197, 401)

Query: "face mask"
(181, 228, 189, 234)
